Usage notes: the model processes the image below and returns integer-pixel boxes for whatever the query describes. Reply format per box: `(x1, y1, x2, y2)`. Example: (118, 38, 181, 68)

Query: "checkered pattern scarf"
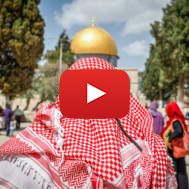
(0, 57, 176, 189)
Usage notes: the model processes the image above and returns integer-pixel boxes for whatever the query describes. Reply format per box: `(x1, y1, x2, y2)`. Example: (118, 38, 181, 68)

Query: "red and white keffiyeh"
(0, 57, 176, 189)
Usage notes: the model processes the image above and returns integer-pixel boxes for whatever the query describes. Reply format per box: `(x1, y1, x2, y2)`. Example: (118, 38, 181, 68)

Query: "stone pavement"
(0, 122, 31, 145)
(0, 122, 189, 182)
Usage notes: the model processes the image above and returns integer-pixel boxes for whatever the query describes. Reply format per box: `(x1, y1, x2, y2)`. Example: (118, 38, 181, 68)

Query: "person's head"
(11, 115, 15, 121)
(166, 101, 184, 119)
(16, 105, 19, 109)
(6, 103, 11, 109)
(150, 101, 158, 111)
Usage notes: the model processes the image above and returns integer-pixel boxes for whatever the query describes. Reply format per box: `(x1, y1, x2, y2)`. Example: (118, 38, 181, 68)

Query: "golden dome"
(71, 26, 118, 57)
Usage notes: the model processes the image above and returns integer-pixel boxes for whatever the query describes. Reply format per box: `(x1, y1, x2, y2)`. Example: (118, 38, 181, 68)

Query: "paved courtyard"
(0, 122, 189, 182)
(0, 122, 31, 145)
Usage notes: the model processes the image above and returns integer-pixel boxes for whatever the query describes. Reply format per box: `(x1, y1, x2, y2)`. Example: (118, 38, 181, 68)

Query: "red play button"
(59, 70, 130, 119)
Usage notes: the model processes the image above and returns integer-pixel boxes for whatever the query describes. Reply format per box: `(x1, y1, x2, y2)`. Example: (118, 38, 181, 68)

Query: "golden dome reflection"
(70, 26, 118, 57)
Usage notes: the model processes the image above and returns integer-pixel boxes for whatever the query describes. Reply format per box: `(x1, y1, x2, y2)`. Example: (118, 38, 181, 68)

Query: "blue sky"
(39, 0, 170, 70)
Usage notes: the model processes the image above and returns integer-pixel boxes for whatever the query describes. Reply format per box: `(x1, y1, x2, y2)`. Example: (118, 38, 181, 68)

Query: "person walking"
(14, 105, 23, 129)
(149, 101, 164, 136)
(161, 102, 188, 189)
(0, 106, 4, 130)
(9, 116, 16, 137)
(2, 104, 13, 136)
(0, 106, 3, 114)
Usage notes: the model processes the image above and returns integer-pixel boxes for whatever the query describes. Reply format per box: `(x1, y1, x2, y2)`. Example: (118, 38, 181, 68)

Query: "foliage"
(0, 0, 44, 98)
(30, 62, 67, 110)
(56, 30, 71, 53)
(142, 45, 176, 101)
(142, 45, 161, 101)
(36, 30, 72, 104)
(21, 30, 72, 109)
(142, 0, 189, 103)
(44, 30, 74, 67)
(37, 63, 60, 103)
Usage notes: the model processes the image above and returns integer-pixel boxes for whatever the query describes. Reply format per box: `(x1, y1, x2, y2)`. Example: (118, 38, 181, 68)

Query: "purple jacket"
(150, 102, 164, 136)
(3, 108, 13, 123)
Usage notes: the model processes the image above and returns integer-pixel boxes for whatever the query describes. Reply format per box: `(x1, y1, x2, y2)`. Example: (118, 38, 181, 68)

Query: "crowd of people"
(0, 104, 23, 136)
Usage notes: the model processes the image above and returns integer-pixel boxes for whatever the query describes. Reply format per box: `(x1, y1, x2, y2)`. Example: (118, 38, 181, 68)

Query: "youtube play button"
(87, 83, 106, 103)
(59, 70, 130, 119)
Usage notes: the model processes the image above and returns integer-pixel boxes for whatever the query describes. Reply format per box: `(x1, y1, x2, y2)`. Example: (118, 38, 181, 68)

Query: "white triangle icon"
(87, 83, 106, 103)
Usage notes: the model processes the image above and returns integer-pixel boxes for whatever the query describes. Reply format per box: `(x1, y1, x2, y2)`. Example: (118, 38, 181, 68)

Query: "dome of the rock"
(71, 26, 118, 57)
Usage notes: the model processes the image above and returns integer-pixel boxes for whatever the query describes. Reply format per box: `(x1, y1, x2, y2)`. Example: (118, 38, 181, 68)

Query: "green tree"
(44, 30, 74, 67)
(18, 73, 39, 110)
(21, 30, 73, 110)
(144, 0, 189, 105)
(32, 62, 67, 110)
(142, 44, 176, 101)
(161, 0, 189, 105)
(142, 45, 161, 101)
(0, 0, 44, 99)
